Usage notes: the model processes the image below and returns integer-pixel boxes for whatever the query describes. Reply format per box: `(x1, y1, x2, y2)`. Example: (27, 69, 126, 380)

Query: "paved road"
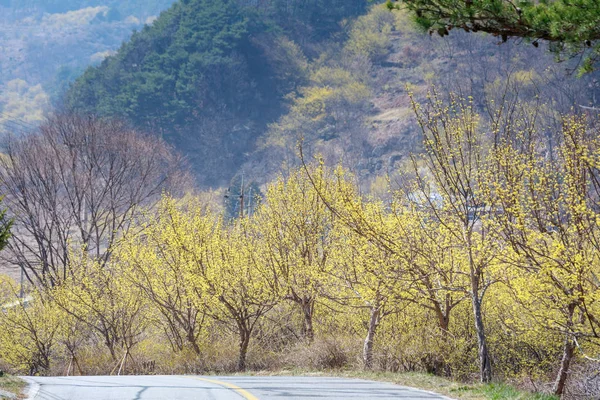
(23, 375, 452, 400)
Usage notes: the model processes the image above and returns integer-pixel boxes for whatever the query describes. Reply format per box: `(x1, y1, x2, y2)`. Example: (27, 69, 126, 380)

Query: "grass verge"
(0, 375, 26, 399)
(236, 370, 558, 400)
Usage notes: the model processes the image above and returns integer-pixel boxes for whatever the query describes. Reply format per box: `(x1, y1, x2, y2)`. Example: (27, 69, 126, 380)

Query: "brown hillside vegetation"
(242, 6, 600, 193)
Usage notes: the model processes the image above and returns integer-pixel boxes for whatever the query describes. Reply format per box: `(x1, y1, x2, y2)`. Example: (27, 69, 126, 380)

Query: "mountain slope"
(0, 0, 174, 19)
(0, 0, 177, 132)
(242, 5, 600, 191)
(65, 0, 370, 186)
(63, 1, 600, 189)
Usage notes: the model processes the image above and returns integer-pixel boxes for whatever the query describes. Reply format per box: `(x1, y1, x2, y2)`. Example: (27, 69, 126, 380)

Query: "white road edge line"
(20, 377, 40, 400)
(344, 378, 457, 400)
(401, 385, 457, 400)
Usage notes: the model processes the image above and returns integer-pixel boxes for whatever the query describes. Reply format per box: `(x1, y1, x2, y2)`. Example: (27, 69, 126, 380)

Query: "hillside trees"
(0, 2, 175, 125)
(488, 115, 600, 395)
(264, 5, 401, 169)
(268, 0, 368, 43)
(0, 113, 188, 287)
(253, 167, 336, 342)
(345, 4, 401, 62)
(63, 0, 370, 185)
(0, 0, 174, 18)
(64, 0, 274, 185)
(66, 0, 252, 127)
(408, 92, 501, 382)
(117, 197, 214, 355)
(0, 80, 50, 128)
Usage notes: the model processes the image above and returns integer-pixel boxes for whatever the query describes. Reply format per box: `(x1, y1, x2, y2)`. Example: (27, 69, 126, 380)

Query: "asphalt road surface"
(23, 375, 453, 400)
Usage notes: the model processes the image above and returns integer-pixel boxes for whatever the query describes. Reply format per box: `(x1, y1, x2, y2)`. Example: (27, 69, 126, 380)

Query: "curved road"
(23, 375, 453, 400)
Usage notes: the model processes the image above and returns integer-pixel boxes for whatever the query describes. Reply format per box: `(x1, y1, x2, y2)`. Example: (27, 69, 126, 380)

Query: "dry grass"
(0, 374, 26, 399)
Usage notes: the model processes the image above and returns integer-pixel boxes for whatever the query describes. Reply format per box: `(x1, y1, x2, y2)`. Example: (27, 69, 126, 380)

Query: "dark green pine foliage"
(66, 0, 258, 132)
(66, 0, 370, 129)
(269, 0, 368, 43)
(389, 0, 600, 73)
(0, 197, 12, 252)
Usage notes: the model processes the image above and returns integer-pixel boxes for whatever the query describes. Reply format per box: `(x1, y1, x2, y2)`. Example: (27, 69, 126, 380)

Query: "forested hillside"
(246, 5, 600, 192)
(65, 0, 369, 186)
(63, 0, 600, 188)
(5, 0, 600, 188)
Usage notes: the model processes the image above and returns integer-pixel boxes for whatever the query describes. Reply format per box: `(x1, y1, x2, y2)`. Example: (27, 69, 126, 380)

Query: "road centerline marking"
(187, 376, 259, 400)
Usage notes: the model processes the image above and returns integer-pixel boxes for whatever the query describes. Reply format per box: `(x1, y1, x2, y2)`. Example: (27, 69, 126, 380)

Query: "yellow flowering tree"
(198, 219, 279, 371)
(0, 277, 61, 375)
(254, 167, 335, 341)
(488, 115, 600, 395)
(117, 197, 213, 355)
(405, 90, 502, 383)
(52, 250, 149, 369)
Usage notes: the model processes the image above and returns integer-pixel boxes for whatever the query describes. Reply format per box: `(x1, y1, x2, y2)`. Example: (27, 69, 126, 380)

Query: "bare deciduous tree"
(0, 113, 190, 287)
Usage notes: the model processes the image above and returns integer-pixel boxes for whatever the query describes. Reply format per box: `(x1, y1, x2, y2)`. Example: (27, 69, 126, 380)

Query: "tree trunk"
(238, 329, 251, 371)
(553, 335, 575, 397)
(106, 340, 117, 361)
(300, 298, 314, 342)
(472, 294, 492, 383)
(553, 303, 577, 397)
(433, 304, 450, 376)
(187, 329, 202, 355)
(435, 303, 450, 337)
(363, 306, 380, 370)
(74, 356, 83, 375)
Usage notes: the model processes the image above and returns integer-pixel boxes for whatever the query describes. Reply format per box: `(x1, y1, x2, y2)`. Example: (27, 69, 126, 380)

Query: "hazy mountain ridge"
(0, 0, 176, 130)
(0, 0, 174, 20)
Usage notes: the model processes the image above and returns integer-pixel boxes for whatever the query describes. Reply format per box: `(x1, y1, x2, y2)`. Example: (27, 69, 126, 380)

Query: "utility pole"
(225, 173, 251, 219)
(239, 172, 245, 219)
